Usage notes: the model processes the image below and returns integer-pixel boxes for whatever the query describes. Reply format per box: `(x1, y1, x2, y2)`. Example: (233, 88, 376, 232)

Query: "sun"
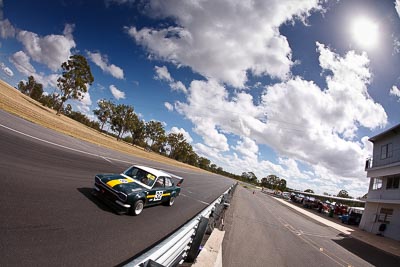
(351, 17, 379, 50)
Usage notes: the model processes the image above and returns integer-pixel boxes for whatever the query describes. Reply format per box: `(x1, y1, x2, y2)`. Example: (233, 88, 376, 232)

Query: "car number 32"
(154, 191, 163, 201)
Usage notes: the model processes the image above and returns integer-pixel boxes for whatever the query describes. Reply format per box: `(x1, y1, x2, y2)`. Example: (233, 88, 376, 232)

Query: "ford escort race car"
(92, 165, 183, 215)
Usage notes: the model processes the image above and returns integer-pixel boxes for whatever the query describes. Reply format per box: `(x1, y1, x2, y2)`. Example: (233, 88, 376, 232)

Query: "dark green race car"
(92, 165, 183, 215)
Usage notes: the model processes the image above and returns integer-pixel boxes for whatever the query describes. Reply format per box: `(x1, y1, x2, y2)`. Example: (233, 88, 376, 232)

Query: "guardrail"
(125, 183, 237, 267)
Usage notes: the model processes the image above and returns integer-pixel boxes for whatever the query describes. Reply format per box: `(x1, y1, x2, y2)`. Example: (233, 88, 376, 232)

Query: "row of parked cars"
(274, 191, 365, 225)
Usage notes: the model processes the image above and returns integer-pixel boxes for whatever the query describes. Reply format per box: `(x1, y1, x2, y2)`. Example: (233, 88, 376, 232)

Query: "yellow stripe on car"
(146, 193, 171, 199)
(107, 177, 135, 188)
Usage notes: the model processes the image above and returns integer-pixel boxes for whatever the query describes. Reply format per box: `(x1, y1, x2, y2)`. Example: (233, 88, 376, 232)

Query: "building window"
(377, 208, 393, 224)
(380, 143, 393, 159)
(372, 177, 383, 190)
(386, 176, 400, 189)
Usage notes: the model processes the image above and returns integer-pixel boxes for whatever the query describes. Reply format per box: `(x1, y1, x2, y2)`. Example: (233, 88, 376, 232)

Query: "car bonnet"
(98, 174, 146, 193)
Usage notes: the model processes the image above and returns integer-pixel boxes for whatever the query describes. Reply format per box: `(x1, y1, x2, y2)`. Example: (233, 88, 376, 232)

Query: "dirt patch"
(0, 79, 206, 173)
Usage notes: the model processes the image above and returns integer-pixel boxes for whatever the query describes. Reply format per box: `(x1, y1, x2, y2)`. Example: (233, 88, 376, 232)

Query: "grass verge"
(0, 79, 205, 172)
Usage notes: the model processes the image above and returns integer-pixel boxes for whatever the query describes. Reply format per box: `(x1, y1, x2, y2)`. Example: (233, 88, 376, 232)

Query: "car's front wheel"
(131, 200, 144, 216)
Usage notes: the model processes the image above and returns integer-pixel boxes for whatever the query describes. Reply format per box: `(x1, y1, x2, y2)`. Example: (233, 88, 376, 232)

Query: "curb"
(274, 197, 354, 235)
(192, 229, 225, 267)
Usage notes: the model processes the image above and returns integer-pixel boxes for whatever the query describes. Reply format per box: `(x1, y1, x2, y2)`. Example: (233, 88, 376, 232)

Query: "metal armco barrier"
(126, 183, 237, 267)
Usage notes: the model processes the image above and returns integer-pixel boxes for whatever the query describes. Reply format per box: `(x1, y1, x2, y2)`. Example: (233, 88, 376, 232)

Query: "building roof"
(369, 123, 400, 143)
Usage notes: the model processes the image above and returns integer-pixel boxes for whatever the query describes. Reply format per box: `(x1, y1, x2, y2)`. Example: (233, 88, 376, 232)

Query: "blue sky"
(1, 0, 400, 197)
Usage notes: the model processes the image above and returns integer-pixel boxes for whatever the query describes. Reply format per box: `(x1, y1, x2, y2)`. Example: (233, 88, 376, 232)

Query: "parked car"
(292, 194, 305, 203)
(334, 204, 348, 216)
(282, 192, 290, 199)
(92, 165, 183, 215)
(303, 196, 318, 209)
(340, 207, 364, 225)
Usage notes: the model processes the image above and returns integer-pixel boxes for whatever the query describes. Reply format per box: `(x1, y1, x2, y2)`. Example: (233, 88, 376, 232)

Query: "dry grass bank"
(0, 79, 204, 172)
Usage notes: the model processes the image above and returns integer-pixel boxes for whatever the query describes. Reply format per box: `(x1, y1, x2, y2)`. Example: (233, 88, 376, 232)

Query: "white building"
(359, 124, 400, 241)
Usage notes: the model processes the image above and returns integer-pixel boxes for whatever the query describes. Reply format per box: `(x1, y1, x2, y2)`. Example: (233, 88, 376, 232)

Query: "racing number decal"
(154, 191, 163, 201)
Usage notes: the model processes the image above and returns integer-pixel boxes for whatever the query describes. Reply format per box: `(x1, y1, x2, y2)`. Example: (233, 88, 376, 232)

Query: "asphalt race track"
(0, 110, 234, 266)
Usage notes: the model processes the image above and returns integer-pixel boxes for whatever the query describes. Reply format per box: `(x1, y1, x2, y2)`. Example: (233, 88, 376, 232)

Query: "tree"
(261, 174, 279, 189)
(241, 172, 258, 184)
(94, 99, 114, 131)
(57, 54, 94, 114)
(277, 178, 287, 191)
(304, 189, 314, 193)
(39, 92, 63, 111)
(167, 133, 195, 161)
(110, 104, 135, 140)
(66, 110, 100, 130)
(152, 134, 168, 154)
(64, 104, 72, 115)
(175, 141, 195, 163)
(186, 151, 199, 167)
(210, 164, 217, 172)
(337, 189, 351, 199)
(167, 133, 185, 158)
(127, 113, 145, 146)
(18, 76, 43, 101)
(198, 157, 211, 170)
(145, 121, 166, 149)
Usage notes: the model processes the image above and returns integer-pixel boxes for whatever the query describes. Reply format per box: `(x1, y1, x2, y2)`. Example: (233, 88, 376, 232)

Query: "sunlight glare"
(351, 17, 379, 49)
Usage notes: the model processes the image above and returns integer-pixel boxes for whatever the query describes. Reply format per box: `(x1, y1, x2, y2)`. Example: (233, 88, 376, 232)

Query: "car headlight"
(117, 192, 127, 201)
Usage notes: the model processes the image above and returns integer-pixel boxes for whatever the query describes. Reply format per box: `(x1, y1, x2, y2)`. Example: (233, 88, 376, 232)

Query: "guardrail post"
(186, 216, 209, 263)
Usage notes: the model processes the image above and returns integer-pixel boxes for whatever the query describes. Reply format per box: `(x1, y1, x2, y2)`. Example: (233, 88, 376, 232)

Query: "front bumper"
(92, 184, 131, 213)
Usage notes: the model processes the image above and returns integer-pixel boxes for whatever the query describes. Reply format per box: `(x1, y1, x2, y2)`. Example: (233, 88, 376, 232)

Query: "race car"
(92, 165, 183, 215)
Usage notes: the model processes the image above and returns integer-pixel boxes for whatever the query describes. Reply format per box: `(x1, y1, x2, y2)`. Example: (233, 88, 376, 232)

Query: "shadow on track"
(77, 187, 118, 215)
(332, 237, 400, 267)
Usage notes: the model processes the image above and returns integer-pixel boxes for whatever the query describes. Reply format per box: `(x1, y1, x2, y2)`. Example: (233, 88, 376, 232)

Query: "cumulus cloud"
(10, 51, 35, 76)
(87, 51, 124, 79)
(233, 137, 259, 160)
(16, 24, 76, 71)
(170, 81, 187, 93)
(176, 79, 234, 151)
(176, 43, 387, 197)
(396, 0, 400, 18)
(0, 62, 13, 76)
(164, 102, 173, 111)
(154, 65, 172, 82)
(260, 44, 387, 178)
(0, 19, 15, 38)
(154, 65, 187, 93)
(9, 51, 58, 88)
(126, 0, 322, 88)
(390, 85, 400, 101)
(109, 84, 125, 100)
(170, 126, 193, 143)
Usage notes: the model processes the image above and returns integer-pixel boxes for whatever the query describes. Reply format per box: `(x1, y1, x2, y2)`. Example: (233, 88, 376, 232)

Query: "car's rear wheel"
(168, 196, 175, 206)
(131, 200, 144, 216)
